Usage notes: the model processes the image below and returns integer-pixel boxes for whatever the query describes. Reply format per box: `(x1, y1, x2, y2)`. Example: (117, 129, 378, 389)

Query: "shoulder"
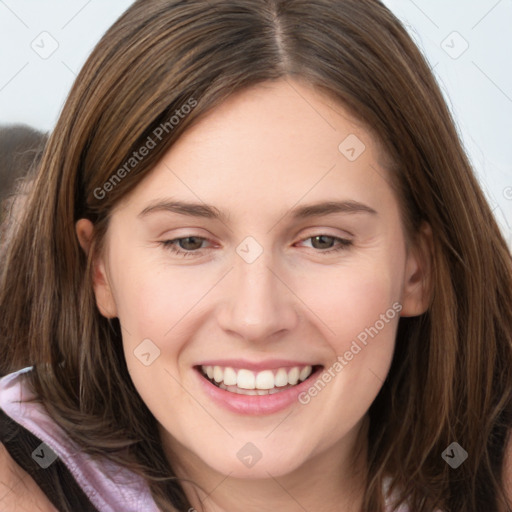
(0, 442, 58, 512)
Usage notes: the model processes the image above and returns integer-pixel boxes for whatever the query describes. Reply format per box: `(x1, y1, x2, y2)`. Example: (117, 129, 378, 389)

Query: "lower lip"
(194, 366, 323, 415)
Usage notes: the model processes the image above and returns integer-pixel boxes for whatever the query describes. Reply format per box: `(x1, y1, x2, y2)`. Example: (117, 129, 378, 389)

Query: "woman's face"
(77, 78, 430, 481)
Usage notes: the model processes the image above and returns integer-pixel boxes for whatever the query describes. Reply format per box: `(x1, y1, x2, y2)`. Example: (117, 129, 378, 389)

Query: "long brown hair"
(1, 1, 511, 510)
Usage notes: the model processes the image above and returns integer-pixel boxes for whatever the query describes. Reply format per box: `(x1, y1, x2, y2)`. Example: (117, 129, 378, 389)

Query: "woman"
(1, 0, 511, 510)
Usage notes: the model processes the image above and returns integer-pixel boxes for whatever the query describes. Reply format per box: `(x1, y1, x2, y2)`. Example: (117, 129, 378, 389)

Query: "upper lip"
(195, 359, 322, 372)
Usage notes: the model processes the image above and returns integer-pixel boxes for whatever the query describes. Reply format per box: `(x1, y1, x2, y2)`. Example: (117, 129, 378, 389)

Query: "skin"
(76, 78, 433, 512)
(0, 443, 58, 511)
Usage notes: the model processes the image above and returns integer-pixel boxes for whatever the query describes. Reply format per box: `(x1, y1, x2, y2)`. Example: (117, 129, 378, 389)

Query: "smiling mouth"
(196, 364, 323, 396)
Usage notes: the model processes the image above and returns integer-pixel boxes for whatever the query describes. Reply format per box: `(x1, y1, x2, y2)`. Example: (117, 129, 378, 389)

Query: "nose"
(217, 247, 299, 343)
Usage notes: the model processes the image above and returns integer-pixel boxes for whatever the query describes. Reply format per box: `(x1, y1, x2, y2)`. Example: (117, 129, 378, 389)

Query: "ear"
(400, 221, 433, 317)
(75, 218, 118, 319)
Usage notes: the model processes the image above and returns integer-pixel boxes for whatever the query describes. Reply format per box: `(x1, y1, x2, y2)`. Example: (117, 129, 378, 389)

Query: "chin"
(203, 451, 306, 479)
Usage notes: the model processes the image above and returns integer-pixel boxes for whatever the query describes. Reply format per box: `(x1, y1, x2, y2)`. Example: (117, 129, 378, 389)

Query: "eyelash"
(160, 234, 353, 258)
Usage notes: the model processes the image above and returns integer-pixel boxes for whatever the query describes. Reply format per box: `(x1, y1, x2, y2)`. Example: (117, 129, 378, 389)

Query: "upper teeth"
(201, 365, 313, 390)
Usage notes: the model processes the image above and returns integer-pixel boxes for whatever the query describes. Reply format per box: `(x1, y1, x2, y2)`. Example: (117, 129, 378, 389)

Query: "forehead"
(115, 79, 395, 220)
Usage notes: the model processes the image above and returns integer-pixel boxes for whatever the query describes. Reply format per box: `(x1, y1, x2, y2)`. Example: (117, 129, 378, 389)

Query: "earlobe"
(400, 222, 433, 317)
(75, 218, 118, 319)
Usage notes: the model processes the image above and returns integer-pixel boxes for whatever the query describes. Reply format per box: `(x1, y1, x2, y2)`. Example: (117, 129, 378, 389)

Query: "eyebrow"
(138, 199, 378, 223)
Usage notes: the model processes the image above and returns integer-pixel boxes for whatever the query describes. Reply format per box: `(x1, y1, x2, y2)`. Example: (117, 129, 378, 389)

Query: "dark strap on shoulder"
(0, 407, 99, 512)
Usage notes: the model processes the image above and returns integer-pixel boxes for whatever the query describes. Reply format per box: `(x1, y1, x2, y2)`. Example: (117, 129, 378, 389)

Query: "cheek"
(294, 268, 401, 434)
(294, 249, 404, 408)
(300, 258, 402, 348)
(110, 255, 207, 345)
(110, 257, 202, 429)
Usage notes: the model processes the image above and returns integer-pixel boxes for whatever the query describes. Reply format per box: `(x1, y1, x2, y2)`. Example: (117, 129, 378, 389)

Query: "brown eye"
(298, 235, 353, 254)
(310, 235, 336, 250)
(175, 236, 204, 251)
(161, 236, 209, 258)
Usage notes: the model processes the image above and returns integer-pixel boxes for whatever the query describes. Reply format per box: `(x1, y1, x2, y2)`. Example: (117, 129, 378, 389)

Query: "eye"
(160, 236, 210, 258)
(297, 234, 353, 253)
(160, 233, 353, 258)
